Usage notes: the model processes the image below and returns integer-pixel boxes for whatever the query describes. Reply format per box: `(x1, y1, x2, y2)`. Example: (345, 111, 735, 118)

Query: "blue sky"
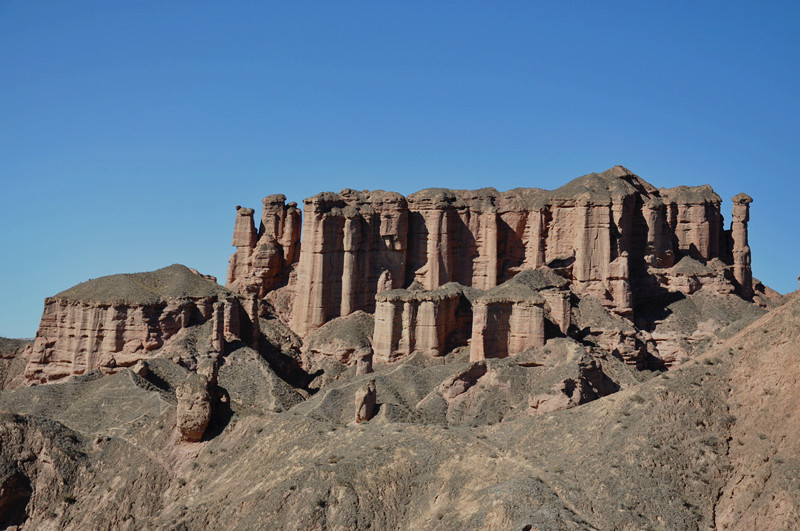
(1, 1, 799, 337)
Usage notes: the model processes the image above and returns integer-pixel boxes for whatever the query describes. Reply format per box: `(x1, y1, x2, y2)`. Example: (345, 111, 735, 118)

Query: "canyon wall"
(228, 166, 754, 340)
(19, 166, 756, 388)
(22, 265, 253, 385)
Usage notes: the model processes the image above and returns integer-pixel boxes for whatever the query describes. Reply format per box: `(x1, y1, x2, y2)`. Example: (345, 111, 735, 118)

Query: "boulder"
(176, 372, 212, 442)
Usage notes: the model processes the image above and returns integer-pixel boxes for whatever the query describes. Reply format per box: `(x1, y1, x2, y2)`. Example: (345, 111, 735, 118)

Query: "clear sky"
(1, 1, 799, 337)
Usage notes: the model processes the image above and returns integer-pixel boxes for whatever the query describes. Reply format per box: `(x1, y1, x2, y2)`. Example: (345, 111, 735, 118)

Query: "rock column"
(176, 373, 212, 442)
(210, 302, 224, 352)
(226, 207, 258, 289)
(731, 193, 753, 298)
(354, 379, 377, 423)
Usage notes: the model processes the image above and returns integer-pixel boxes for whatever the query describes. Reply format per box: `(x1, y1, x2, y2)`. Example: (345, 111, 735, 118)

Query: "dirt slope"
(1, 295, 799, 529)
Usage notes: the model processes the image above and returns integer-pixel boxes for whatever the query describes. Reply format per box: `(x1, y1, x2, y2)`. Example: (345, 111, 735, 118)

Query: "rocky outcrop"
(302, 311, 374, 366)
(354, 378, 376, 423)
(660, 185, 723, 262)
(528, 355, 619, 415)
(228, 166, 752, 343)
(471, 269, 571, 361)
(290, 190, 408, 337)
(226, 197, 301, 297)
(470, 284, 546, 361)
(22, 265, 249, 385)
(176, 372, 212, 442)
(730, 193, 753, 298)
(372, 269, 570, 364)
(372, 284, 474, 362)
(437, 362, 487, 402)
(0, 338, 32, 389)
(650, 256, 734, 296)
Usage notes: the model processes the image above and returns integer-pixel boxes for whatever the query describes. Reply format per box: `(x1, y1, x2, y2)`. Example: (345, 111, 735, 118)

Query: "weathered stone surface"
(661, 184, 723, 262)
(573, 296, 650, 368)
(373, 283, 474, 363)
(226, 197, 301, 297)
(2, 293, 799, 529)
(354, 378, 376, 423)
(229, 166, 751, 343)
(302, 310, 374, 366)
(131, 360, 149, 377)
(0, 338, 32, 389)
(470, 269, 570, 361)
(21, 265, 241, 386)
(650, 256, 734, 297)
(176, 372, 211, 442)
(196, 356, 219, 388)
(290, 190, 408, 336)
(437, 362, 487, 402)
(210, 301, 225, 352)
(355, 352, 373, 375)
(244, 296, 261, 349)
(730, 193, 753, 298)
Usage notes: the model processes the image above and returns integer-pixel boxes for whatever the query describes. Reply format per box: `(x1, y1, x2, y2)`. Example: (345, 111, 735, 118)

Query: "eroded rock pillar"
(731, 193, 753, 298)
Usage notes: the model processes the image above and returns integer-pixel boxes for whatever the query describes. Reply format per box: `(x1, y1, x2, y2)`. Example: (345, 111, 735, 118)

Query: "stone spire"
(731, 193, 753, 298)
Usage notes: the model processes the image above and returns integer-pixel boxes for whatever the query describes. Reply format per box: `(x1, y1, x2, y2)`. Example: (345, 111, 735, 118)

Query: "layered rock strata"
(228, 166, 753, 342)
(372, 284, 475, 363)
(23, 265, 250, 385)
(372, 269, 571, 363)
(470, 269, 571, 361)
(291, 190, 408, 336)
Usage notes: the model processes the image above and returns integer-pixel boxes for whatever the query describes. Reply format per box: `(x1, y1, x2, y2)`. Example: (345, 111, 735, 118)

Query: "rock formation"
(226, 197, 301, 297)
(0, 338, 32, 389)
(730, 193, 753, 298)
(176, 372, 212, 442)
(372, 283, 473, 362)
(21, 265, 250, 385)
(227, 166, 754, 358)
(302, 310, 374, 366)
(6, 165, 795, 530)
(354, 378, 377, 423)
(470, 269, 570, 361)
(290, 190, 408, 337)
(17, 166, 761, 393)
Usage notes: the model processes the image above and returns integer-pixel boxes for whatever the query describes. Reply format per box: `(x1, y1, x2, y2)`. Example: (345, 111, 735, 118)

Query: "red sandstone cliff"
(23, 166, 755, 387)
(227, 166, 754, 345)
(22, 265, 252, 385)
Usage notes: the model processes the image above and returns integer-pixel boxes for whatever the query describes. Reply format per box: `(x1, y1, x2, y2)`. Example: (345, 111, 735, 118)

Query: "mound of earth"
(53, 264, 231, 304)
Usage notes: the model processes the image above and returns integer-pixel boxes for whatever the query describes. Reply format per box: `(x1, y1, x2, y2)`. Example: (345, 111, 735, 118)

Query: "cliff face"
(25, 167, 754, 386)
(22, 265, 250, 385)
(290, 190, 408, 337)
(373, 284, 473, 362)
(227, 166, 754, 342)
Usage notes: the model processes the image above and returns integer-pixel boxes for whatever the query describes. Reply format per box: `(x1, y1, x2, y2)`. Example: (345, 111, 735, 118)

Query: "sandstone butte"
(1, 165, 796, 530)
(226, 165, 765, 368)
